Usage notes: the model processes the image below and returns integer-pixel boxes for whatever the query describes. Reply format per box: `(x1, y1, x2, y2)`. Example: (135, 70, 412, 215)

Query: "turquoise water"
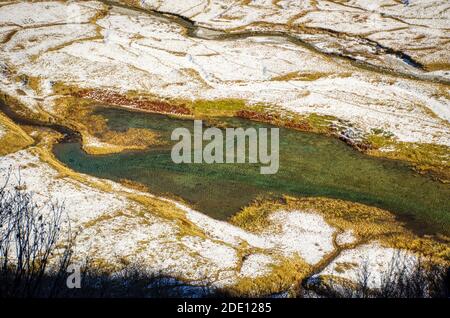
(53, 106, 450, 235)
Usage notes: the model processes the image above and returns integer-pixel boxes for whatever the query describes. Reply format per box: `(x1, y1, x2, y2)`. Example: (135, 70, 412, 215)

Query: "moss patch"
(187, 98, 254, 117)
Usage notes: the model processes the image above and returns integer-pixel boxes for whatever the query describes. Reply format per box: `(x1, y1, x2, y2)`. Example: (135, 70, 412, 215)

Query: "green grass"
(53, 106, 450, 236)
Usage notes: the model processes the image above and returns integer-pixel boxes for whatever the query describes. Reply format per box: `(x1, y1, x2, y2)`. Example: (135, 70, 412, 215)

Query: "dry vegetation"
(0, 0, 449, 298)
(231, 196, 450, 265)
(366, 132, 450, 182)
(230, 255, 311, 297)
(0, 112, 34, 155)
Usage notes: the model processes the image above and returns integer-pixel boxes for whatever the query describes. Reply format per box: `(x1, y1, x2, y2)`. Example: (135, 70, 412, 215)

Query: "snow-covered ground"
(0, 148, 419, 290)
(0, 0, 448, 294)
(0, 150, 128, 227)
(184, 208, 336, 265)
(313, 243, 417, 290)
(132, 0, 450, 78)
(0, 1, 448, 146)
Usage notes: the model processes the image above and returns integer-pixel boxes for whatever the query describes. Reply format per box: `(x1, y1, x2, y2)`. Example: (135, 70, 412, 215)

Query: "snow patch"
(336, 230, 357, 246)
(0, 150, 128, 228)
(240, 254, 274, 278)
(314, 243, 417, 289)
(184, 206, 335, 265)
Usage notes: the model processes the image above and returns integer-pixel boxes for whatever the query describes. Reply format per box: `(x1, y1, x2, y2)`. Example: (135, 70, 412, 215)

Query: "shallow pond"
(53, 106, 450, 234)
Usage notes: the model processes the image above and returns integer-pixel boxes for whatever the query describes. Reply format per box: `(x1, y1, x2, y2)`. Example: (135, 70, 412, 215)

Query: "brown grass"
(271, 71, 330, 81)
(228, 255, 312, 297)
(54, 96, 162, 154)
(0, 112, 34, 155)
(366, 133, 450, 182)
(231, 196, 450, 264)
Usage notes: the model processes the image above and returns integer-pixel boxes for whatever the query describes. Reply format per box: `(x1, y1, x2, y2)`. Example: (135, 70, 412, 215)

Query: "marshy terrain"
(54, 106, 450, 236)
(0, 0, 449, 297)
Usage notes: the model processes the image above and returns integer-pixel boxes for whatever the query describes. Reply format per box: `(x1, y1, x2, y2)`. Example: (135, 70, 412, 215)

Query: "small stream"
(52, 106, 450, 235)
(102, 0, 450, 85)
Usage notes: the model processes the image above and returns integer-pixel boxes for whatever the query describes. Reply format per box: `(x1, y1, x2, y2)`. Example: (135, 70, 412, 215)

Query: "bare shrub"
(0, 168, 214, 298)
(378, 254, 449, 298)
(306, 252, 449, 298)
(0, 168, 73, 297)
(61, 261, 215, 298)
